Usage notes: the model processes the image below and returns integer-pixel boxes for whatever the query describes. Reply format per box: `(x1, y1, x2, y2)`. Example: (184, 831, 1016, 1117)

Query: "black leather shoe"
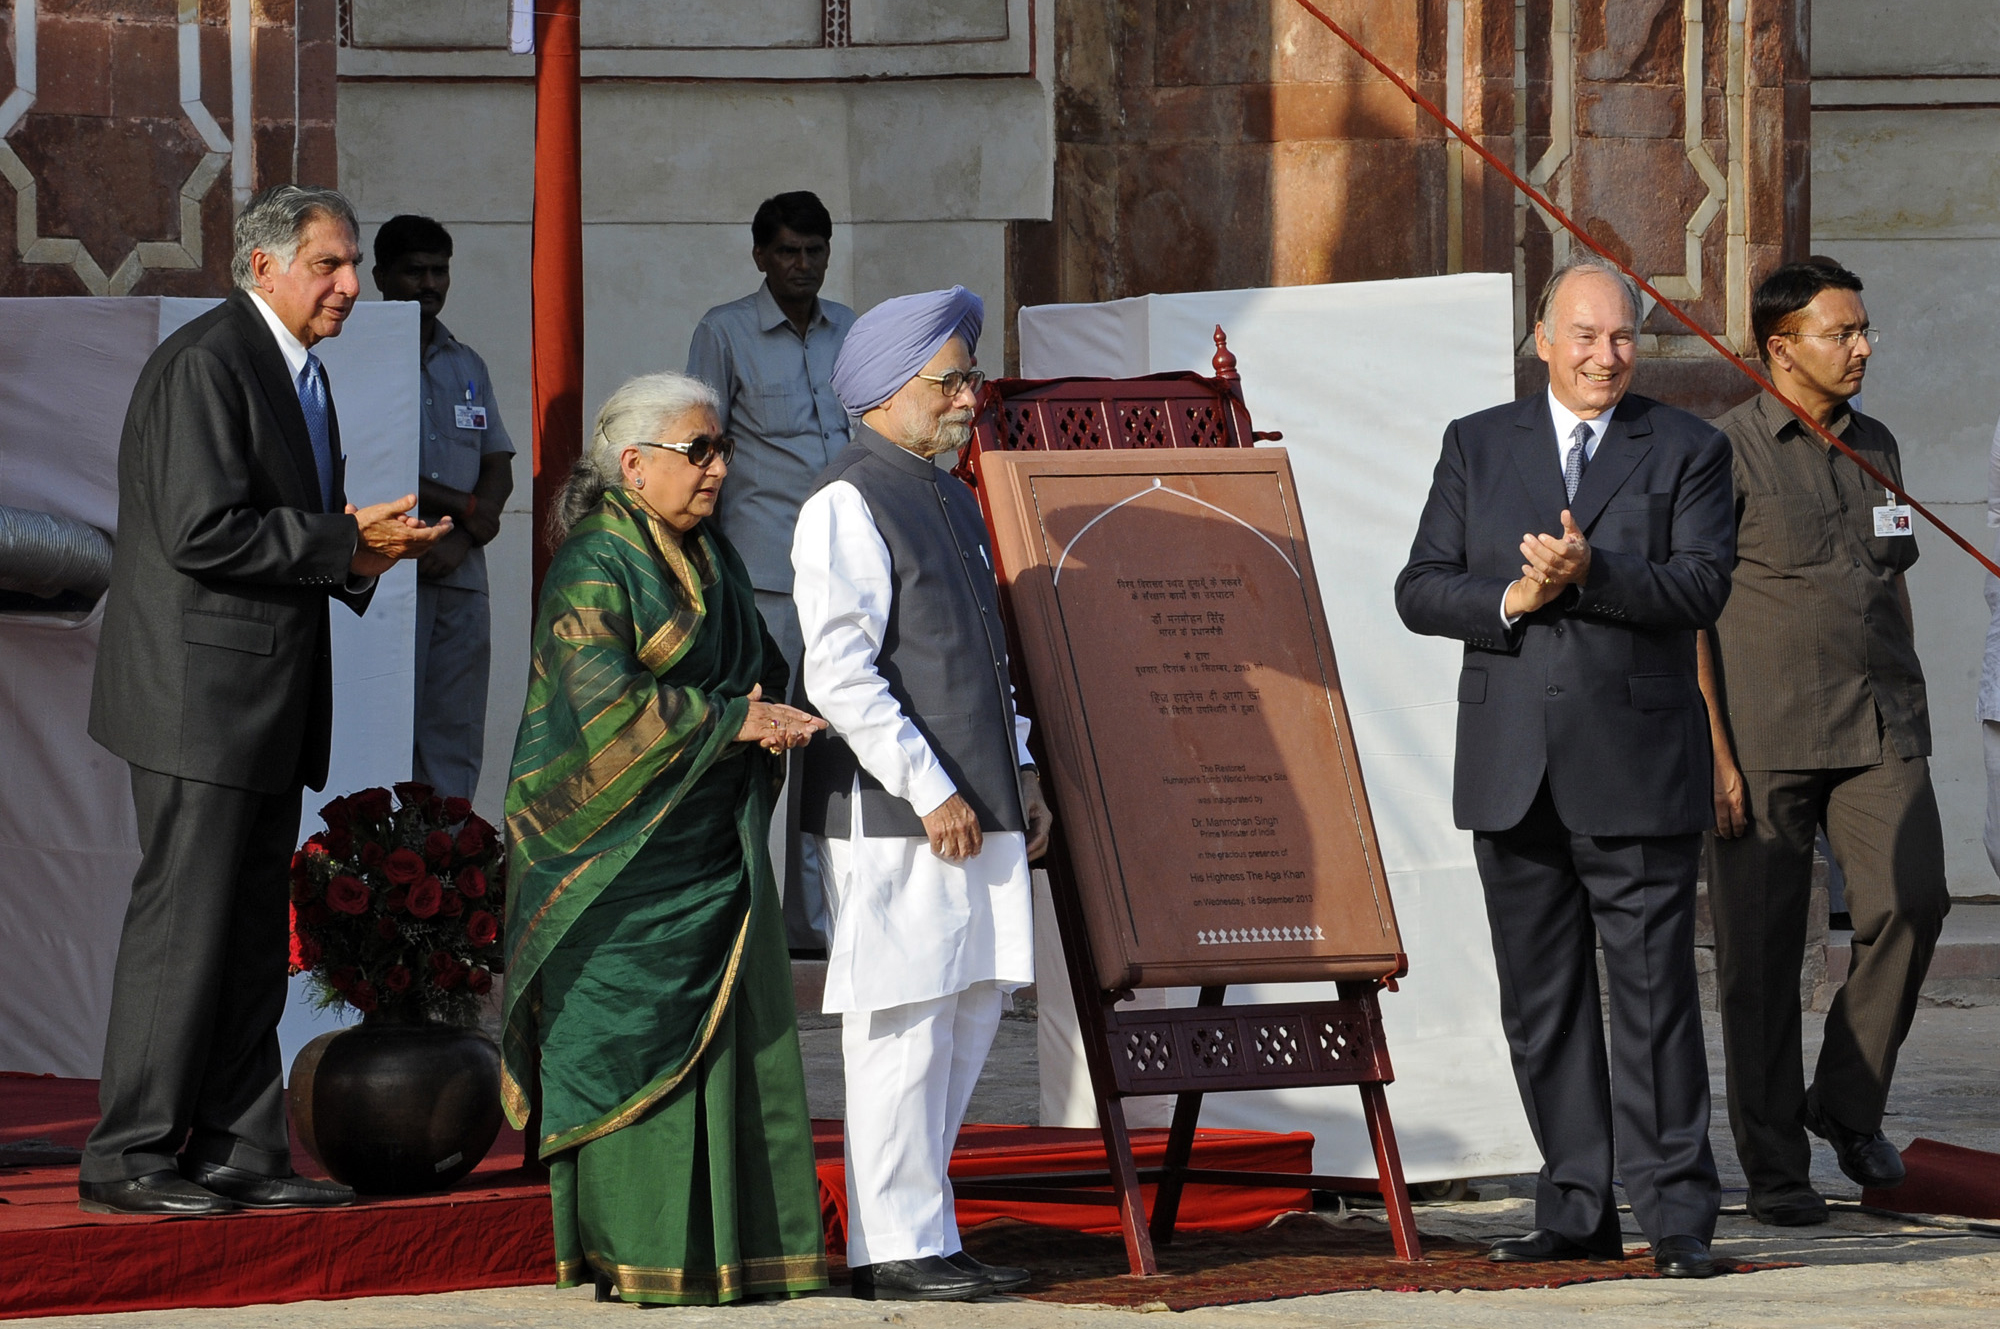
(182, 1161, 356, 1209)
(849, 1256, 990, 1301)
(78, 1171, 241, 1216)
(1652, 1234, 1717, 1278)
(1805, 1101, 1906, 1189)
(1748, 1189, 1829, 1227)
(1487, 1228, 1614, 1263)
(946, 1249, 1031, 1291)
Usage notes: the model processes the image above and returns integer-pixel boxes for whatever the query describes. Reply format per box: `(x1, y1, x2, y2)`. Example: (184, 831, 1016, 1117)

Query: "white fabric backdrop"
(0, 297, 419, 1078)
(1019, 274, 1541, 1182)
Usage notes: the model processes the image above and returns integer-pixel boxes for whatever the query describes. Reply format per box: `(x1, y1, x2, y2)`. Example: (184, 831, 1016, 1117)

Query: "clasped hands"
(347, 495, 452, 577)
(735, 684, 827, 754)
(1503, 509, 1592, 619)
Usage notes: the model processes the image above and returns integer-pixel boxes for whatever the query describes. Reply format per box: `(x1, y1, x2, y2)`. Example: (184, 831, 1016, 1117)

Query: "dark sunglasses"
(641, 434, 736, 468)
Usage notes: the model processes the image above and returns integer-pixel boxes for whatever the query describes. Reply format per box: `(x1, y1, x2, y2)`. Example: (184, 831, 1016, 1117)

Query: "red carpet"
(1863, 1138, 2000, 1220)
(950, 1215, 1796, 1309)
(0, 1073, 551, 1320)
(0, 1074, 1310, 1318)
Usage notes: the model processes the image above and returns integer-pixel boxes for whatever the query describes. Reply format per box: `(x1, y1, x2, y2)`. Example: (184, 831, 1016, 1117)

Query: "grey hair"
(546, 371, 723, 550)
(1534, 251, 1644, 329)
(230, 185, 359, 290)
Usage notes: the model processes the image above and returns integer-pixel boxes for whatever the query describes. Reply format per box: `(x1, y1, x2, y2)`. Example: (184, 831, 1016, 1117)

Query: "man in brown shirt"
(1697, 260, 1948, 1226)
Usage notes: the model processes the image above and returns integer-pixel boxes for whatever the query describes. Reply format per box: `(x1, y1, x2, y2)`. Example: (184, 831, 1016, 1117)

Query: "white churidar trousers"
(838, 981, 1004, 1266)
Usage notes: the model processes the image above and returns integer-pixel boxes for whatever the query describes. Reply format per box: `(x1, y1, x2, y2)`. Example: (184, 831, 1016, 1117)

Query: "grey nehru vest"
(800, 426, 1027, 839)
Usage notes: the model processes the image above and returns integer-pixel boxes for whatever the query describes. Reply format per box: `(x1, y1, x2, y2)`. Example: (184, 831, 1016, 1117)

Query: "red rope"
(1285, 0, 1999, 579)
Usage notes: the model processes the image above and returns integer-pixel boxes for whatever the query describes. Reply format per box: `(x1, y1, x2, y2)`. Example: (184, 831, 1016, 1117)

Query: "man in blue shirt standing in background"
(373, 214, 515, 804)
(688, 190, 856, 951)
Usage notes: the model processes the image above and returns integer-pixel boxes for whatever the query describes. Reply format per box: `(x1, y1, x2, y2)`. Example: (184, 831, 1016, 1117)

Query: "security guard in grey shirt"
(372, 214, 515, 803)
(687, 190, 856, 950)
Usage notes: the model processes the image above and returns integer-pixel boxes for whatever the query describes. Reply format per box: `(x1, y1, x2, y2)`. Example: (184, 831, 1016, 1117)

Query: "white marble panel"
(845, 80, 1054, 222)
(338, 58, 1051, 228)
(584, 0, 822, 48)
(339, 0, 1036, 79)
(349, 0, 820, 49)
(580, 84, 855, 224)
(852, 0, 1010, 43)
(349, 0, 507, 48)
(338, 83, 535, 223)
(1815, 109, 2000, 242)
(847, 221, 1007, 365)
(1813, 0, 2000, 78)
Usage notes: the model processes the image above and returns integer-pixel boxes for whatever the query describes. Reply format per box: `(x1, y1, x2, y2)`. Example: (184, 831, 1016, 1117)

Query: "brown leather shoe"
(78, 1170, 241, 1216)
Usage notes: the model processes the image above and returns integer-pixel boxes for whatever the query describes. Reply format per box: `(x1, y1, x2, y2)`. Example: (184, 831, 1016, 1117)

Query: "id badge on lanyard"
(454, 379, 488, 430)
(1873, 488, 1913, 537)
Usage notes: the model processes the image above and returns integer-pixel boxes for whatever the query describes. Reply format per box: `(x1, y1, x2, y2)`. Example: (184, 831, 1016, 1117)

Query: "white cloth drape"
(1018, 275, 1541, 1183)
(0, 297, 419, 1078)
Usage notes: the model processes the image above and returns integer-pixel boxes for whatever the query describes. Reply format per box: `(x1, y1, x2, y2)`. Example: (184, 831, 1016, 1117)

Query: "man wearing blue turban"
(792, 287, 1054, 1301)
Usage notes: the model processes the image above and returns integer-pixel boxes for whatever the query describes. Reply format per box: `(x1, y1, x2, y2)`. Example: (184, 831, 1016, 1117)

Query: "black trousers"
(79, 768, 300, 1183)
(1473, 782, 1721, 1249)
(1706, 755, 1948, 1204)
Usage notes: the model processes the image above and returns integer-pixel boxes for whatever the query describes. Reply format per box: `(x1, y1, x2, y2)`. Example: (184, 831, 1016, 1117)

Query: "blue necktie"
(1563, 421, 1592, 502)
(297, 353, 334, 510)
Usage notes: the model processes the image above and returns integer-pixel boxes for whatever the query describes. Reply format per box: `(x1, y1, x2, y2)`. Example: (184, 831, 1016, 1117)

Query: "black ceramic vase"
(288, 1017, 504, 1195)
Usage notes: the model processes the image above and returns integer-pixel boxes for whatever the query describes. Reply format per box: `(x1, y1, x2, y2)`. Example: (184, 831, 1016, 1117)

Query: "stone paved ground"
(33, 999, 2000, 1328)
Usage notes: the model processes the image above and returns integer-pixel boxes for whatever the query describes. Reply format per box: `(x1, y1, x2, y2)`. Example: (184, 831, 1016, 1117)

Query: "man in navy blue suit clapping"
(1396, 253, 1732, 1279)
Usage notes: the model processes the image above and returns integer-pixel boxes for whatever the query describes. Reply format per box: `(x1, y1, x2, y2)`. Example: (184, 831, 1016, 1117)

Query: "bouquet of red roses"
(289, 781, 506, 1025)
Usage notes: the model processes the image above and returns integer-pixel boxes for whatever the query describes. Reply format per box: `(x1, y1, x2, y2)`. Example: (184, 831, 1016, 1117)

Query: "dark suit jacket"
(1394, 392, 1734, 837)
(90, 290, 370, 795)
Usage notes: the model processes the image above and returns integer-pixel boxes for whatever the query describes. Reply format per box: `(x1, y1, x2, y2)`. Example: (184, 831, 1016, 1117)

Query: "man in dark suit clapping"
(1395, 254, 1733, 1278)
(79, 186, 450, 1215)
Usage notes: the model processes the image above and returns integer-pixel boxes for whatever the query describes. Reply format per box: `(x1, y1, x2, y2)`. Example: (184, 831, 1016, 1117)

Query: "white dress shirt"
(792, 478, 1035, 1014)
(249, 291, 374, 592)
(1499, 388, 1615, 628)
(248, 290, 311, 381)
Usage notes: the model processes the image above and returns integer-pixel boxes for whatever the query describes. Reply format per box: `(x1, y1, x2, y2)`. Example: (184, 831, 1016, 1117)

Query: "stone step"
(1825, 900, 2000, 1007)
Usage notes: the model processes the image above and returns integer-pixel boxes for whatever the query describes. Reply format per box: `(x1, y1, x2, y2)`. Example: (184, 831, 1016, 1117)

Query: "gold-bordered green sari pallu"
(501, 488, 825, 1302)
(501, 487, 761, 1140)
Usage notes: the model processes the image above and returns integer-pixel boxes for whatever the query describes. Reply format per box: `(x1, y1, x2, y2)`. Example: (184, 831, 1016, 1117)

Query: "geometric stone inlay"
(1, 0, 237, 295)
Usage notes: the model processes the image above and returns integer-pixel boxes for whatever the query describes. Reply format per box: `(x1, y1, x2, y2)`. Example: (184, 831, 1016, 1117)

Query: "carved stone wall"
(0, 0, 337, 298)
(1011, 0, 1809, 415)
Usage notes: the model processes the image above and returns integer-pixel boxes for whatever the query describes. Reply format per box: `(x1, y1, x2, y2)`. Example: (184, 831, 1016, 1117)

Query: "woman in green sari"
(501, 371, 830, 1305)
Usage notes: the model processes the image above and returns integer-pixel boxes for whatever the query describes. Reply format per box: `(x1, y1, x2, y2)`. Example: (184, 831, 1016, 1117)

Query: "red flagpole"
(530, 0, 584, 602)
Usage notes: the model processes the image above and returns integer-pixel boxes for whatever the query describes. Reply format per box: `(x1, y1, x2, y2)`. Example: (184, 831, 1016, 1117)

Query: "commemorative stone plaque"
(979, 448, 1403, 991)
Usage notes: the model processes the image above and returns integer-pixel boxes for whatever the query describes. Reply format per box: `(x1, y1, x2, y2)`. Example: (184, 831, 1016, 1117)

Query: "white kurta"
(791, 479, 1036, 1016)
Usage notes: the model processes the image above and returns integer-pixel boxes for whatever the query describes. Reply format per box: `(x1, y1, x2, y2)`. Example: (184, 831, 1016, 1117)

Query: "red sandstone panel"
(980, 448, 1402, 991)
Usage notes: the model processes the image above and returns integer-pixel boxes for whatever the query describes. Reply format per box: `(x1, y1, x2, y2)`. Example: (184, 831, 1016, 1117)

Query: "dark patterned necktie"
(298, 352, 334, 510)
(1564, 421, 1592, 502)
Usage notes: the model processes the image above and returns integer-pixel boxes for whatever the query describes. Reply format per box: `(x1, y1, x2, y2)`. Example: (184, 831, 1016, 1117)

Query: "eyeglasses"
(640, 434, 735, 467)
(914, 369, 987, 398)
(1781, 327, 1880, 348)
